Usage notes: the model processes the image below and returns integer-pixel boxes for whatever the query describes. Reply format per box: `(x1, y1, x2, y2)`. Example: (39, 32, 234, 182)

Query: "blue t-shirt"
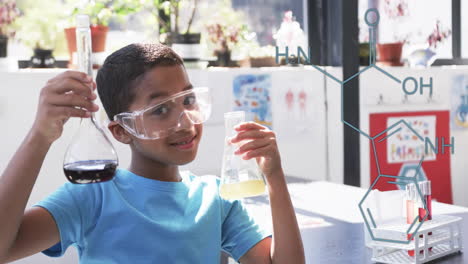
(34, 169, 270, 264)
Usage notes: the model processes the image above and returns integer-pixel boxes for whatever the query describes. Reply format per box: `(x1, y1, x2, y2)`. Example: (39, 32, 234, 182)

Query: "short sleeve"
(221, 199, 271, 262)
(33, 183, 97, 257)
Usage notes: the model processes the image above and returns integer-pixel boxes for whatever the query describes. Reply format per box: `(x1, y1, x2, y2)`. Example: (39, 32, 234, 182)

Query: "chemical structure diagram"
(276, 8, 456, 245)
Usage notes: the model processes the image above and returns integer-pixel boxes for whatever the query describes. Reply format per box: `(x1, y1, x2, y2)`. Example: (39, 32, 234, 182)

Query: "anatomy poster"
(273, 73, 316, 133)
(233, 74, 272, 128)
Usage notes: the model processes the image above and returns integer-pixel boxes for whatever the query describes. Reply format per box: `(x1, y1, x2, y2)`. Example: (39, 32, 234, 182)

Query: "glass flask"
(219, 111, 266, 199)
(63, 15, 118, 184)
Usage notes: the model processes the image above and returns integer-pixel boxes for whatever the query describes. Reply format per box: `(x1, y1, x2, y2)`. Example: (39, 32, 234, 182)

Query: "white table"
(242, 180, 468, 264)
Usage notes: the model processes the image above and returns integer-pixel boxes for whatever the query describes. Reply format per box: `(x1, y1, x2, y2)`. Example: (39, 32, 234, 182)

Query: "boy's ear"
(108, 121, 132, 144)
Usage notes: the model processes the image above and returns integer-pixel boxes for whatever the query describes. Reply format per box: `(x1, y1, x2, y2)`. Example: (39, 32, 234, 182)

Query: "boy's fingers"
(52, 78, 94, 98)
(234, 121, 266, 131)
(231, 130, 275, 143)
(49, 94, 99, 112)
(242, 145, 271, 160)
(62, 70, 93, 83)
(235, 138, 271, 154)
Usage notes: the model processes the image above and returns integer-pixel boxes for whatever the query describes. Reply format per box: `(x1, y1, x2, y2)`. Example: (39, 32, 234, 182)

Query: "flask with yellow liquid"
(219, 111, 266, 199)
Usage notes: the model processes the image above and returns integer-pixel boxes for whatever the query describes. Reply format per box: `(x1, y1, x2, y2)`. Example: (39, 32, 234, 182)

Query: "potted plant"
(407, 20, 451, 67)
(147, 0, 202, 60)
(377, 0, 409, 66)
(203, 0, 252, 66)
(64, 0, 141, 65)
(0, 0, 20, 58)
(14, 1, 65, 68)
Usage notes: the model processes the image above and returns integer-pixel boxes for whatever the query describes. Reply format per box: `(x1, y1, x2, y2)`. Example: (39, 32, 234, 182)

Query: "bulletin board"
(369, 111, 453, 204)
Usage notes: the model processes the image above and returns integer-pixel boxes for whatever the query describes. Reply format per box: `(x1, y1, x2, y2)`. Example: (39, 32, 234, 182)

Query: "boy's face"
(126, 65, 202, 166)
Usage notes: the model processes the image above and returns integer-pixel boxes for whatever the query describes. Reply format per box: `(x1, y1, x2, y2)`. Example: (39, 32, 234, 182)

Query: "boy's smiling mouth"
(169, 134, 197, 150)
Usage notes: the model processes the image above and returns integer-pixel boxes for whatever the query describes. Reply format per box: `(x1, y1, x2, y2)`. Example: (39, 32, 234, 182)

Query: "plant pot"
(359, 43, 370, 66)
(249, 57, 278, 67)
(377, 42, 404, 66)
(279, 56, 302, 66)
(0, 35, 8, 58)
(215, 50, 232, 67)
(64, 25, 109, 64)
(30, 49, 56, 68)
(169, 33, 202, 61)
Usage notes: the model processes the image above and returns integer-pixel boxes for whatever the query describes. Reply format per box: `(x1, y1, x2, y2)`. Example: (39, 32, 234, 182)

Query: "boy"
(0, 44, 304, 263)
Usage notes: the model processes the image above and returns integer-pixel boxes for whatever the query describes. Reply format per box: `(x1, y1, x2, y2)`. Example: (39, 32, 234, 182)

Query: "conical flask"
(219, 111, 266, 199)
(63, 15, 118, 184)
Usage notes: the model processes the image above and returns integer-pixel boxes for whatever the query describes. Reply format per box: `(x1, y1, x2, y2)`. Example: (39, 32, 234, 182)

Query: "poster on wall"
(233, 74, 272, 128)
(451, 75, 468, 129)
(274, 74, 316, 133)
(386, 116, 437, 163)
(369, 111, 453, 204)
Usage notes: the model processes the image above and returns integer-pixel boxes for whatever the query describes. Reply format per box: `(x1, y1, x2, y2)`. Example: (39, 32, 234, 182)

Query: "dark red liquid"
(419, 207, 427, 222)
(426, 195, 432, 220)
(64, 160, 117, 184)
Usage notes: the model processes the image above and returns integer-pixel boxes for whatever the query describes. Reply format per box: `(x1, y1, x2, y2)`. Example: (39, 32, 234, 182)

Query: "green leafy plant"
(202, 0, 253, 54)
(145, 0, 198, 35)
(67, 0, 142, 27)
(14, 0, 64, 50)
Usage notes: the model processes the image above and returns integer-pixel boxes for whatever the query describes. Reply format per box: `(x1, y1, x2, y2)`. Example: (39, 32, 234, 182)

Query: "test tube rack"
(368, 215, 463, 264)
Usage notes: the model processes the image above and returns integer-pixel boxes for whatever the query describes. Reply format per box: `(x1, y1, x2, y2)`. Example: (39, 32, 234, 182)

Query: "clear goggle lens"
(114, 87, 211, 140)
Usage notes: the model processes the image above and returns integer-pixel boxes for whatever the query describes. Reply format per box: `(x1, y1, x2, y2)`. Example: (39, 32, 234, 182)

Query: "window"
(359, 0, 453, 60)
(232, 0, 308, 46)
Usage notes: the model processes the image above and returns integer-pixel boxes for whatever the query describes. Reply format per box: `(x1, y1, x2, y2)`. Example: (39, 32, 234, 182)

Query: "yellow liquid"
(219, 180, 266, 199)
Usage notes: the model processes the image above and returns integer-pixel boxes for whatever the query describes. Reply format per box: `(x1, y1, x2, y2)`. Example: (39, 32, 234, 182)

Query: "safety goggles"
(113, 87, 211, 140)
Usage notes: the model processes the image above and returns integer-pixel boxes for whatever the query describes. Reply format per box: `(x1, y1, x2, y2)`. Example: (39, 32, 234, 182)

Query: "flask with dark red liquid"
(63, 15, 118, 184)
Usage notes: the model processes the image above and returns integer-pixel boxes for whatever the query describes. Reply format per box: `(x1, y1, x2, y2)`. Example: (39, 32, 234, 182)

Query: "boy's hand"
(31, 71, 99, 144)
(230, 122, 283, 182)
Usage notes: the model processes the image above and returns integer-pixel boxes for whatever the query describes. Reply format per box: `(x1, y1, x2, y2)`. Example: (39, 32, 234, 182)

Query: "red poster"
(369, 111, 453, 204)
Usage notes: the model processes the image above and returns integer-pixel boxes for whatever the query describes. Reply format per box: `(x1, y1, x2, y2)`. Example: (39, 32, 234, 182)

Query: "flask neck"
(76, 27, 93, 77)
(224, 112, 245, 137)
(79, 112, 99, 129)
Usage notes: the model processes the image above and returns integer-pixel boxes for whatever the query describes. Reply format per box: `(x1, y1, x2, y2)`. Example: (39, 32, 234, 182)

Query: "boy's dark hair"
(96, 43, 184, 120)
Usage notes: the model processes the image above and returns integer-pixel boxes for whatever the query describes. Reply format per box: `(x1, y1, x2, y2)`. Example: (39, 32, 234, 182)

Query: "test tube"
(406, 183, 415, 224)
(418, 182, 427, 222)
(406, 183, 416, 257)
(418, 181, 432, 221)
(425, 181, 432, 220)
(425, 181, 433, 251)
(413, 184, 420, 223)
